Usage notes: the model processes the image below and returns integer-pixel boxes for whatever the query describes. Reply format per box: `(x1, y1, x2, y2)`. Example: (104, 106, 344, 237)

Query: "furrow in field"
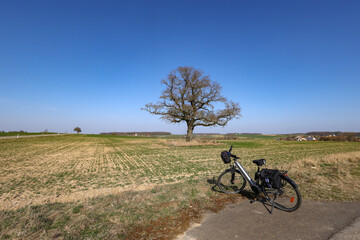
(0, 141, 82, 182)
(123, 145, 155, 174)
(102, 138, 133, 170)
(109, 151, 125, 171)
(98, 138, 116, 173)
(115, 147, 140, 169)
(0, 138, 79, 164)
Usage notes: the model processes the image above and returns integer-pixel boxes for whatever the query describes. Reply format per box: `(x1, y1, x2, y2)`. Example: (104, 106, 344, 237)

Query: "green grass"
(0, 134, 359, 239)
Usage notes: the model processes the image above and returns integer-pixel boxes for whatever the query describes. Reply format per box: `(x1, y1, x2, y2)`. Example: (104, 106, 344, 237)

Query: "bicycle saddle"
(253, 159, 266, 166)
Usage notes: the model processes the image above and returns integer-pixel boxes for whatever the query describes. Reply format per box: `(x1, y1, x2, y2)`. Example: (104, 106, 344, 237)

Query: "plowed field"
(1, 135, 359, 210)
(0, 135, 359, 239)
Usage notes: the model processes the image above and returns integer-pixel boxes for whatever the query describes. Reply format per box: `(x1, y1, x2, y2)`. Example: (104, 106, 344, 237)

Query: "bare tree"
(143, 66, 241, 141)
(74, 127, 82, 134)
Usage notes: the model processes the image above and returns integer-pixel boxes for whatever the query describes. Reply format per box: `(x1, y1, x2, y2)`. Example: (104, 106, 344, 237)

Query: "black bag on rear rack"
(260, 169, 282, 189)
(221, 151, 231, 164)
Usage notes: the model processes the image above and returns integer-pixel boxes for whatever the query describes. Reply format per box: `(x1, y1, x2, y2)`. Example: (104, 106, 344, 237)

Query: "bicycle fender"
(282, 175, 298, 188)
(224, 168, 241, 174)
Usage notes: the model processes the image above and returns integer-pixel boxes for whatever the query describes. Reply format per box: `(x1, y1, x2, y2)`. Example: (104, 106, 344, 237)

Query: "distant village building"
(296, 136, 307, 141)
(306, 136, 316, 141)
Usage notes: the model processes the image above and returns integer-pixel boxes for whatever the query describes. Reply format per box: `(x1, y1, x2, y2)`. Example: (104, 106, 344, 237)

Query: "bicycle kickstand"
(269, 194, 277, 214)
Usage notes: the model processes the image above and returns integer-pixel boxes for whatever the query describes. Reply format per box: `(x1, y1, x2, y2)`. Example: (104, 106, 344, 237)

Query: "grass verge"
(0, 177, 243, 239)
(287, 151, 360, 201)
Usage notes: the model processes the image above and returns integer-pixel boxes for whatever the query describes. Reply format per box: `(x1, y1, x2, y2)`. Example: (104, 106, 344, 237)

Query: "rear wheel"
(217, 168, 246, 193)
(265, 177, 302, 212)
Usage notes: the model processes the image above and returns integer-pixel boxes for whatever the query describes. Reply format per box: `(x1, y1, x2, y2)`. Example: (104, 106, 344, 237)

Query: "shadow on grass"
(207, 177, 276, 214)
(207, 177, 255, 199)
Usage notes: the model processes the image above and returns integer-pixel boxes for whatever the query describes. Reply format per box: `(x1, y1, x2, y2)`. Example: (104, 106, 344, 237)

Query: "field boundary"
(0, 134, 70, 140)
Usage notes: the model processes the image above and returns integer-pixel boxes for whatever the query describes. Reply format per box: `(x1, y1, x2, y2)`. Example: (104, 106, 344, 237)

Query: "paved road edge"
(329, 216, 360, 240)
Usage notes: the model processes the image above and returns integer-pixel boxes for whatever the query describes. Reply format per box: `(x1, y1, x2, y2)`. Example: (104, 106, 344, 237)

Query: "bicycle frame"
(233, 159, 262, 193)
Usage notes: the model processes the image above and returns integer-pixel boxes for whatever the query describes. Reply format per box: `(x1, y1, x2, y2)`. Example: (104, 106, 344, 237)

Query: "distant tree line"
(238, 133, 263, 135)
(317, 133, 359, 142)
(306, 131, 360, 137)
(194, 133, 221, 135)
(2, 130, 50, 133)
(279, 132, 360, 142)
(100, 132, 171, 136)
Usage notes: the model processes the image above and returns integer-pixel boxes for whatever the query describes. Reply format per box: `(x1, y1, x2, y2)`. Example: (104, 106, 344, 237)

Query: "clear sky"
(1, 0, 359, 134)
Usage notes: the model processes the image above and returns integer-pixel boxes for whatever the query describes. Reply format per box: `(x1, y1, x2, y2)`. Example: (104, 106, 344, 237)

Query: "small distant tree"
(74, 127, 81, 134)
(143, 66, 241, 142)
(43, 129, 48, 133)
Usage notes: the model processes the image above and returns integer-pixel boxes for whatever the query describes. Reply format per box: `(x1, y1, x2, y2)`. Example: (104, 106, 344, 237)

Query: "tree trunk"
(186, 122, 194, 142)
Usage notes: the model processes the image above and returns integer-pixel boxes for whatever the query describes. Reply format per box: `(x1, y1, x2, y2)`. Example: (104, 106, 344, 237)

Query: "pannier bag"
(260, 169, 282, 189)
(221, 151, 231, 164)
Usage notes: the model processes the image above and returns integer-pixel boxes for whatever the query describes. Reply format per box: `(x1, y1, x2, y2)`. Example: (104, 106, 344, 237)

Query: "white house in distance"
(296, 136, 307, 141)
(306, 136, 316, 141)
(296, 136, 316, 141)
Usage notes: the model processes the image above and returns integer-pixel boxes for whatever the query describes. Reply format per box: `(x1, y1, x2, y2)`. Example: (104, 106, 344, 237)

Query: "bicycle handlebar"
(228, 145, 239, 159)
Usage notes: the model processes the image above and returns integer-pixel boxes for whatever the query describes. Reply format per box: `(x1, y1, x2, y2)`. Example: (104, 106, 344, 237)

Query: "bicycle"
(217, 146, 302, 213)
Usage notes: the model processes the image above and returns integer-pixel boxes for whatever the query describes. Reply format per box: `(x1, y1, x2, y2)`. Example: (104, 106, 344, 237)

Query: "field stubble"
(0, 135, 359, 239)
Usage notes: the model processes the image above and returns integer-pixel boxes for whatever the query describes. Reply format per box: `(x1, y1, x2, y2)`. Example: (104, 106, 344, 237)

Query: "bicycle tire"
(265, 176, 302, 212)
(217, 168, 246, 194)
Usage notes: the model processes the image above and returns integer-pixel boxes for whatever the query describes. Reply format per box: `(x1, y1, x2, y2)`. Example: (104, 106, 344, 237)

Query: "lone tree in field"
(143, 66, 241, 141)
(74, 127, 81, 134)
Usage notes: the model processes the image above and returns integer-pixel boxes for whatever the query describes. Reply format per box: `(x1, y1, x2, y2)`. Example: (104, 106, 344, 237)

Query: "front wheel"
(217, 168, 246, 193)
(266, 176, 302, 212)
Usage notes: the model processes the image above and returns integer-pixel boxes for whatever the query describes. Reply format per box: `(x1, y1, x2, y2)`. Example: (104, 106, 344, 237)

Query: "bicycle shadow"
(207, 177, 255, 199)
(207, 177, 275, 214)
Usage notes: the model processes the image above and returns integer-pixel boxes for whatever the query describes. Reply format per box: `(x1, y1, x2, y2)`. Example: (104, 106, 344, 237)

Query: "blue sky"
(1, 0, 359, 134)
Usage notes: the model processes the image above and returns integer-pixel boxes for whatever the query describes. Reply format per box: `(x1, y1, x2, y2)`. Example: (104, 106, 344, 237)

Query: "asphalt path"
(177, 200, 360, 240)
